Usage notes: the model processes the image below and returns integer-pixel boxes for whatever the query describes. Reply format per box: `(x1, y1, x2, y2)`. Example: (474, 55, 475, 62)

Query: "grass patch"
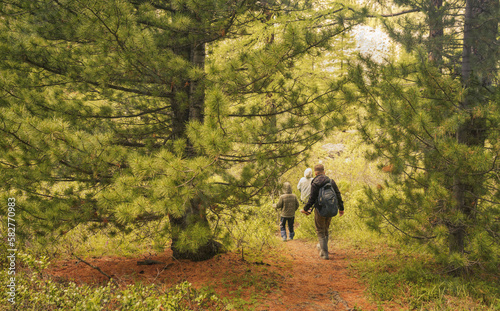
(349, 246, 500, 310)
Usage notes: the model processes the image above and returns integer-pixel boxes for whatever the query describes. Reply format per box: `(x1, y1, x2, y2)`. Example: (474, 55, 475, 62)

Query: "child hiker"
(275, 182, 300, 241)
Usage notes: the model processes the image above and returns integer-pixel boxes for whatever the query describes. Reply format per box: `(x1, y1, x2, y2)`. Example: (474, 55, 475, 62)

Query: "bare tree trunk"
(168, 42, 220, 261)
(449, 0, 498, 270)
(189, 42, 205, 123)
(428, 0, 443, 63)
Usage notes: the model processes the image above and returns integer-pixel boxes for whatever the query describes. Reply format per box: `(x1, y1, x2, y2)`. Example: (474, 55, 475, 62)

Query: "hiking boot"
(319, 237, 329, 260)
(281, 229, 287, 242)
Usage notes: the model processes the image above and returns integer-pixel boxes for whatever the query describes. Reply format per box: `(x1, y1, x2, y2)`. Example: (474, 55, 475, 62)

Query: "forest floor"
(46, 237, 402, 311)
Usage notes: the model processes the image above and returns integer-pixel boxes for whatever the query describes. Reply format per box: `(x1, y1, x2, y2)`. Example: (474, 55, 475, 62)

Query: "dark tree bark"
(168, 194, 221, 261)
(168, 41, 220, 261)
(428, 0, 444, 63)
(449, 0, 499, 267)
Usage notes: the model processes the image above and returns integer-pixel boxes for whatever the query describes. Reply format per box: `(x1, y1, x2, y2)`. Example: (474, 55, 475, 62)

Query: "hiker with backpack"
(276, 182, 300, 241)
(300, 164, 344, 259)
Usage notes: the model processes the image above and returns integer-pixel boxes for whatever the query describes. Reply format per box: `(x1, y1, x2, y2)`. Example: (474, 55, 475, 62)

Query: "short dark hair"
(314, 164, 324, 173)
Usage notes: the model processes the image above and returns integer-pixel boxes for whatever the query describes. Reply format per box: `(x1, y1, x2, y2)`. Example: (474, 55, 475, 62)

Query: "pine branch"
(72, 253, 119, 287)
(22, 55, 174, 98)
(31, 100, 172, 120)
(1, 125, 34, 149)
(151, 263, 174, 284)
(228, 87, 344, 118)
(379, 208, 436, 240)
(372, 9, 420, 18)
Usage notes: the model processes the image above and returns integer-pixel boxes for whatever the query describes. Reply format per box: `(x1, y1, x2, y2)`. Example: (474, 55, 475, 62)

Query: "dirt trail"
(256, 239, 377, 311)
(47, 238, 386, 310)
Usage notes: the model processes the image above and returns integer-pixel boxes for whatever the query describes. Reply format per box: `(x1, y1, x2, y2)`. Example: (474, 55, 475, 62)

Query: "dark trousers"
(280, 217, 295, 239)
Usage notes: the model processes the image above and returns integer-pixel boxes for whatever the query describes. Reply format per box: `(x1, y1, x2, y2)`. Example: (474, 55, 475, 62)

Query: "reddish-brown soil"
(47, 238, 398, 310)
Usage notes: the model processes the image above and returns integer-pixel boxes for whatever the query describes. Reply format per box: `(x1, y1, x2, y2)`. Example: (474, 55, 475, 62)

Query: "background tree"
(349, 0, 499, 273)
(0, 0, 362, 260)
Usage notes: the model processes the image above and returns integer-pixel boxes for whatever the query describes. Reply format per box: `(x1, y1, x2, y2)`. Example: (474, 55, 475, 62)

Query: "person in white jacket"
(297, 168, 313, 203)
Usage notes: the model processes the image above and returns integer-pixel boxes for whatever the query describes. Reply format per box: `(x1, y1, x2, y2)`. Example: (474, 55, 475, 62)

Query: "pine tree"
(0, 0, 361, 259)
(350, 0, 499, 273)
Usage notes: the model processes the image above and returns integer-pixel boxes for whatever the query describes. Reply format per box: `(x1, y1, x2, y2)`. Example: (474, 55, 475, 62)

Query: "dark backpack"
(317, 182, 339, 217)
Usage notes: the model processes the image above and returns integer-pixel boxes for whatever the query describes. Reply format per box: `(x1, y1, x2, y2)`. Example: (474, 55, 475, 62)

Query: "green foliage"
(348, 0, 500, 272)
(352, 53, 500, 271)
(353, 249, 500, 310)
(209, 200, 279, 260)
(294, 211, 318, 240)
(52, 223, 166, 258)
(18, 192, 280, 260)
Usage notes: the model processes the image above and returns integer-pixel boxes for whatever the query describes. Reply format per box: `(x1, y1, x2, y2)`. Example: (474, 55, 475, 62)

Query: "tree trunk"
(449, 0, 498, 267)
(168, 194, 221, 261)
(168, 42, 219, 261)
(428, 0, 443, 63)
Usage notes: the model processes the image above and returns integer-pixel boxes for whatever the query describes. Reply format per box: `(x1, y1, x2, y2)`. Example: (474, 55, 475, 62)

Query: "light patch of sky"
(351, 25, 395, 63)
